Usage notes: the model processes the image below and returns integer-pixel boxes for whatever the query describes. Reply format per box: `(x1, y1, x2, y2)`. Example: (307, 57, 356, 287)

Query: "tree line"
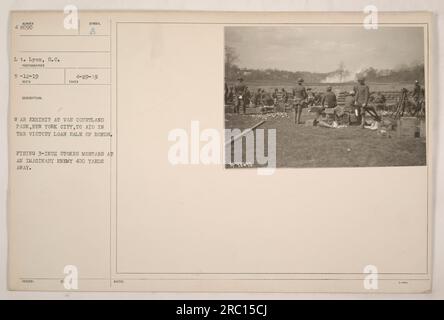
(225, 45, 425, 84)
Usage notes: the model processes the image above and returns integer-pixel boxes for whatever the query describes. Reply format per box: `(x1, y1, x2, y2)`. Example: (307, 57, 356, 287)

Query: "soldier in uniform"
(281, 88, 288, 110)
(293, 78, 308, 124)
(271, 89, 278, 105)
(227, 87, 234, 104)
(253, 88, 262, 107)
(320, 86, 342, 124)
(412, 80, 422, 101)
(261, 89, 266, 106)
(354, 76, 380, 128)
(234, 77, 247, 114)
(321, 86, 337, 109)
(412, 80, 425, 116)
(244, 87, 251, 108)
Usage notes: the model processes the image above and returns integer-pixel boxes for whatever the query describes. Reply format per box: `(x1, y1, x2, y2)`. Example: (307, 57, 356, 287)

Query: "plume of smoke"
(321, 71, 355, 83)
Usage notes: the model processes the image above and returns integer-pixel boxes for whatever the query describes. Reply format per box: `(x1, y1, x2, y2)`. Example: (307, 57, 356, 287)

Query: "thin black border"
(114, 21, 430, 278)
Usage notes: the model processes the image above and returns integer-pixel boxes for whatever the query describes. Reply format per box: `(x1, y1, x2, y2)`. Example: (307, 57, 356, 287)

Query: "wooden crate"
(397, 117, 419, 138)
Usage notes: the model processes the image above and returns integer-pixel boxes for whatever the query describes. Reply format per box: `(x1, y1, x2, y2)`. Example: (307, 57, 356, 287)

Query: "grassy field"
(225, 110, 427, 168)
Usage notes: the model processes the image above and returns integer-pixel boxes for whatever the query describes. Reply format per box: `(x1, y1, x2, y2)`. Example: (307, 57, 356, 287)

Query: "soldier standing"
(254, 88, 262, 107)
(234, 77, 247, 114)
(244, 87, 251, 108)
(412, 80, 422, 101)
(293, 78, 308, 124)
(272, 89, 279, 105)
(281, 88, 288, 103)
(354, 76, 380, 128)
(412, 80, 424, 115)
(261, 89, 266, 106)
(228, 87, 234, 104)
(281, 88, 288, 110)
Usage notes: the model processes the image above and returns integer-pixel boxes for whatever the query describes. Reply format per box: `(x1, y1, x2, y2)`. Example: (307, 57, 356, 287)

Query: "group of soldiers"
(226, 76, 425, 128)
(225, 80, 278, 114)
(224, 78, 322, 115)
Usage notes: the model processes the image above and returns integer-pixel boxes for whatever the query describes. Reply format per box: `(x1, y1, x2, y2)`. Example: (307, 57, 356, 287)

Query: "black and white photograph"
(224, 26, 427, 168)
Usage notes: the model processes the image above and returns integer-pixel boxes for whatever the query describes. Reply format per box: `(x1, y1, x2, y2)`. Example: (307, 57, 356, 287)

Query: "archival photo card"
(7, 10, 433, 293)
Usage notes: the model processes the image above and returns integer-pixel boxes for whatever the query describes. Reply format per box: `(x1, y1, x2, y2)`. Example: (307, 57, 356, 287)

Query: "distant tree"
(225, 46, 239, 80)
(225, 46, 238, 67)
(223, 48, 424, 84)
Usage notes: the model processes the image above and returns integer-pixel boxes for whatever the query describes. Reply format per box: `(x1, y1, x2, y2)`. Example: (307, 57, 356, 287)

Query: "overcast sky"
(225, 26, 425, 73)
